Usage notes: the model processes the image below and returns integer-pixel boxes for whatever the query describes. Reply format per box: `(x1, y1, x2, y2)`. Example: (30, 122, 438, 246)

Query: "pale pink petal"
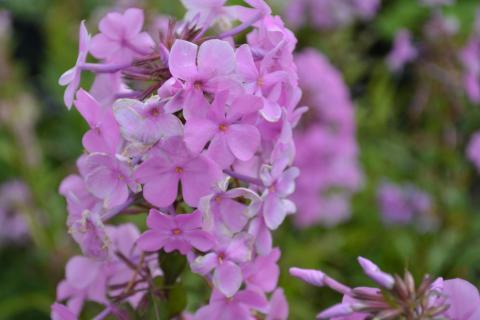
(219, 198, 249, 232)
(226, 124, 260, 161)
(182, 157, 220, 206)
(137, 230, 169, 252)
(198, 39, 235, 77)
(169, 40, 199, 81)
(90, 34, 119, 59)
(128, 32, 155, 55)
(236, 44, 259, 81)
(146, 210, 175, 230)
(444, 278, 480, 320)
(123, 8, 144, 38)
(235, 289, 268, 309)
(185, 230, 215, 252)
(98, 12, 123, 40)
(74, 89, 102, 127)
(213, 261, 243, 297)
(184, 117, 218, 153)
(142, 173, 179, 207)
(175, 210, 202, 230)
(263, 194, 287, 230)
(207, 134, 235, 168)
(191, 252, 218, 275)
(65, 256, 98, 289)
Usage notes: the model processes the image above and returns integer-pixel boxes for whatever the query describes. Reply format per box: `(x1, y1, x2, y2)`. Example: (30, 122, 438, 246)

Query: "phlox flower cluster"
(284, 0, 380, 30)
(460, 10, 480, 104)
(53, 1, 301, 319)
(387, 29, 418, 72)
(0, 180, 30, 245)
(377, 181, 434, 229)
(291, 49, 362, 227)
(291, 257, 480, 320)
(467, 131, 480, 171)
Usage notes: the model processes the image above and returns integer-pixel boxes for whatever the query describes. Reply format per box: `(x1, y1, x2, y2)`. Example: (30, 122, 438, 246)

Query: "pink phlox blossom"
(167, 39, 237, 118)
(137, 209, 214, 255)
(74, 89, 121, 154)
(78, 152, 139, 209)
(194, 288, 268, 320)
(134, 136, 222, 207)
(59, 21, 90, 108)
(260, 155, 299, 230)
(191, 234, 253, 297)
(242, 247, 280, 292)
(387, 29, 418, 72)
(90, 8, 155, 64)
(467, 131, 480, 170)
(113, 96, 183, 145)
(69, 209, 111, 259)
(185, 91, 262, 167)
(266, 288, 289, 320)
(51, 303, 77, 320)
(199, 178, 261, 236)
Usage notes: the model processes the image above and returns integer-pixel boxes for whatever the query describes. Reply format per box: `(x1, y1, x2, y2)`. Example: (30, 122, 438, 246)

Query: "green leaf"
(158, 251, 187, 286)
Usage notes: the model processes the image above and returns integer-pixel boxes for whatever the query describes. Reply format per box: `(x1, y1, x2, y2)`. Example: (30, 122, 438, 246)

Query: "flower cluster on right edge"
(290, 257, 480, 320)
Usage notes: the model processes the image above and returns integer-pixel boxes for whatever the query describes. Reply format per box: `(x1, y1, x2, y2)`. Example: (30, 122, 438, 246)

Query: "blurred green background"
(1, 0, 480, 319)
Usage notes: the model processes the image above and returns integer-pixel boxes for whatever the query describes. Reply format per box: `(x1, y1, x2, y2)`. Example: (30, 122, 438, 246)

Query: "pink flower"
(387, 29, 418, 72)
(137, 209, 214, 254)
(467, 131, 480, 170)
(185, 91, 262, 167)
(181, 0, 233, 27)
(377, 181, 432, 227)
(242, 247, 280, 292)
(194, 289, 268, 320)
(134, 136, 221, 207)
(235, 44, 290, 121)
(59, 174, 99, 219)
(90, 8, 155, 64)
(0, 180, 31, 244)
(57, 224, 151, 314)
(292, 49, 362, 228)
(167, 39, 236, 117)
(260, 157, 299, 230)
(74, 89, 121, 154)
(51, 303, 77, 320)
(79, 153, 138, 209)
(59, 22, 90, 108)
(442, 278, 480, 320)
(106, 223, 155, 308)
(56, 256, 108, 315)
(266, 288, 289, 320)
(248, 216, 272, 255)
(200, 179, 261, 235)
(69, 210, 111, 259)
(113, 97, 183, 145)
(459, 12, 480, 103)
(192, 235, 252, 297)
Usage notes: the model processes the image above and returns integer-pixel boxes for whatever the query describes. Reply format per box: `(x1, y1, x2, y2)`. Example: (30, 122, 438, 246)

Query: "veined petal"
(213, 261, 243, 297)
(169, 40, 199, 80)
